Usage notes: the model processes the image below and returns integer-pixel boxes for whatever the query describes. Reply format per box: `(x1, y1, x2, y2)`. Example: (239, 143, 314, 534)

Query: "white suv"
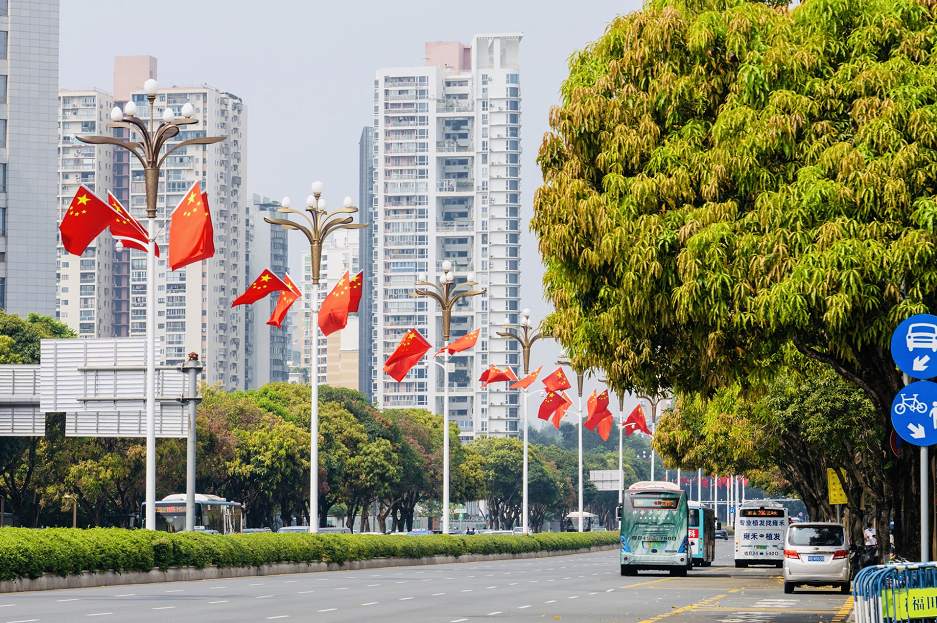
(783, 522, 850, 594)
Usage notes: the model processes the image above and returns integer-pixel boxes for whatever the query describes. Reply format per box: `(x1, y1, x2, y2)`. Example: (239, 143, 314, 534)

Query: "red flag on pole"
(438, 328, 479, 355)
(59, 185, 114, 255)
(542, 368, 571, 392)
(481, 365, 517, 386)
(232, 269, 289, 306)
(107, 192, 158, 256)
(318, 272, 352, 336)
(550, 393, 573, 429)
(622, 404, 651, 436)
(267, 273, 301, 328)
(584, 389, 613, 439)
(168, 182, 215, 270)
(538, 391, 569, 421)
(384, 329, 431, 382)
(511, 366, 542, 390)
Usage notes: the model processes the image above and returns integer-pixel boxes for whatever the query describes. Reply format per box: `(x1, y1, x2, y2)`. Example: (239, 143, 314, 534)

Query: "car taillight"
(784, 549, 800, 559)
(833, 549, 848, 559)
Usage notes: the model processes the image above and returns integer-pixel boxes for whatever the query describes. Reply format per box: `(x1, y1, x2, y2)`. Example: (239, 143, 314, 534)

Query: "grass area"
(0, 528, 619, 581)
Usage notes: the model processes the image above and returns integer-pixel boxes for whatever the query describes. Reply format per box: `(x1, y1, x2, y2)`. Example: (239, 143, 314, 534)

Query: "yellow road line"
(832, 596, 854, 623)
(694, 607, 845, 614)
(636, 593, 727, 623)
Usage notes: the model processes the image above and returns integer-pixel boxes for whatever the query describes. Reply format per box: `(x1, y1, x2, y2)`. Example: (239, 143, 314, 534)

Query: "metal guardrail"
(854, 562, 937, 622)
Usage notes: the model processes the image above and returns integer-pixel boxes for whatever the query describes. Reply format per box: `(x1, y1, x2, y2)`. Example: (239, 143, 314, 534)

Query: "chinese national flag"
(384, 328, 431, 382)
(481, 365, 517, 386)
(107, 192, 158, 256)
(542, 367, 571, 392)
(59, 185, 114, 255)
(349, 271, 364, 313)
(551, 396, 573, 429)
(584, 390, 613, 440)
(511, 366, 542, 390)
(596, 416, 613, 441)
(318, 272, 352, 336)
(232, 268, 289, 306)
(538, 391, 566, 421)
(479, 365, 496, 384)
(168, 181, 215, 270)
(267, 273, 301, 328)
(622, 404, 651, 436)
(439, 328, 479, 355)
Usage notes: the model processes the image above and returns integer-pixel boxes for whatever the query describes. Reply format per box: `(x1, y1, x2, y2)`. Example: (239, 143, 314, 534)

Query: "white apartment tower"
(367, 35, 522, 439)
(4, 0, 60, 315)
(56, 58, 248, 390)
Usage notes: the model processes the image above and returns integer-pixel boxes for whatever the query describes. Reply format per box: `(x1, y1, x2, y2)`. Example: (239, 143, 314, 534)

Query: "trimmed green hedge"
(0, 528, 618, 581)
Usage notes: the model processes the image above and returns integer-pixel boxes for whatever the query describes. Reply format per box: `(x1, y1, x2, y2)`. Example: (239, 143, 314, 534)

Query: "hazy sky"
(60, 0, 647, 413)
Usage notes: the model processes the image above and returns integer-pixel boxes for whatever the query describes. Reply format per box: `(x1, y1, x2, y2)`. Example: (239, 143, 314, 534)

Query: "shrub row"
(0, 528, 619, 581)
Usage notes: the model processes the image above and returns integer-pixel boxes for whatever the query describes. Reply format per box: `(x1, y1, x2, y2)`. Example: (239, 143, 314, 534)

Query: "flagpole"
(442, 348, 450, 535)
(310, 279, 321, 533)
(144, 212, 157, 530)
(618, 396, 624, 506)
(578, 390, 583, 532)
(697, 467, 702, 504)
(496, 309, 543, 536)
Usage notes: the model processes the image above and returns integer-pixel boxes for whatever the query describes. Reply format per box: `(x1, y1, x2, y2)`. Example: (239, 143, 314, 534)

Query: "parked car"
(242, 527, 272, 534)
(783, 522, 850, 594)
(714, 529, 729, 540)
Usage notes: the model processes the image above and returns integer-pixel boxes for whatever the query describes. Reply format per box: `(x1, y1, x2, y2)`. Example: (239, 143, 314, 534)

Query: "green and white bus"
(619, 481, 690, 576)
(688, 501, 716, 567)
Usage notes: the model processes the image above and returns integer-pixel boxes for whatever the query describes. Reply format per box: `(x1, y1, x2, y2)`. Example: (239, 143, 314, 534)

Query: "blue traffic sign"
(891, 380, 937, 446)
(891, 314, 937, 379)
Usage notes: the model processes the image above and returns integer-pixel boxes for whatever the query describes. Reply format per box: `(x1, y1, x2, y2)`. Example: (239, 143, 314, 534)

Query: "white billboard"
(0, 365, 43, 436)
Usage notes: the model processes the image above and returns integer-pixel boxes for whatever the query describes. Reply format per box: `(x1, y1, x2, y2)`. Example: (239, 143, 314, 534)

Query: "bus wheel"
(620, 565, 636, 576)
(735, 561, 748, 568)
(783, 582, 795, 594)
(670, 568, 687, 577)
(702, 561, 712, 567)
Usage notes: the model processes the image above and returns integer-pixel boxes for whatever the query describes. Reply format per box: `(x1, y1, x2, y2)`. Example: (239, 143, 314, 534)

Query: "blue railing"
(854, 562, 937, 622)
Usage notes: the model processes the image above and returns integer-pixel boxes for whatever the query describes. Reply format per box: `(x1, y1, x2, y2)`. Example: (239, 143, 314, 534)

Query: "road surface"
(0, 540, 852, 622)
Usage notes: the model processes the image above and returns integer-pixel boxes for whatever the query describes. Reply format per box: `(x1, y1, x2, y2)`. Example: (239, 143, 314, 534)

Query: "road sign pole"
(923, 445, 930, 562)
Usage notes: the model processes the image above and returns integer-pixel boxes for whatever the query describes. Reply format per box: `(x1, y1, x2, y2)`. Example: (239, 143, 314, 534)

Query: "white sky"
(59, 0, 646, 414)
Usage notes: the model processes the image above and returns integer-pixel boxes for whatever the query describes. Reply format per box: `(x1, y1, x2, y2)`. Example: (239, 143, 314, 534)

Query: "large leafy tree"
(532, 0, 937, 550)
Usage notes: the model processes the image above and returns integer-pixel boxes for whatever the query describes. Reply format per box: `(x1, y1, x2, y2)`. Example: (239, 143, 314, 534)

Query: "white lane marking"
(317, 608, 337, 613)
(518, 605, 531, 609)
(115, 594, 136, 597)
(7, 619, 38, 623)
(249, 583, 264, 587)
(445, 577, 456, 580)
(267, 617, 289, 621)
(432, 592, 446, 596)
(508, 582, 518, 586)
(606, 588, 615, 593)
(86, 614, 112, 617)
(152, 606, 175, 610)
(208, 600, 229, 604)
(297, 590, 314, 595)
(568, 595, 580, 599)
(335, 587, 349, 591)
(487, 612, 502, 616)
(208, 586, 227, 590)
(589, 592, 598, 595)
(486, 586, 497, 589)
(164, 589, 183, 593)
(0, 606, 14, 609)
(256, 594, 275, 599)
(451, 619, 468, 623)
(361, 602, 378, 606)
(394, 581, 406, 585)
(461, 589, 472, 593)
(545, 599, 557, 604)
(399, 597, 414, 601)
(57, 598, 79, 602)
(366, 584, 380, 587)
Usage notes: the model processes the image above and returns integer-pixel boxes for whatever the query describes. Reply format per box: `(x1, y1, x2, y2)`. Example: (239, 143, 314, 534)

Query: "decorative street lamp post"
(558, 357, 591, 532)
(496, 308, 544, 535)
(414, 260, 484, 535)
(637, 393, 670, 480)
(265, 183, 365, 533)
(77, 79, 224, 530)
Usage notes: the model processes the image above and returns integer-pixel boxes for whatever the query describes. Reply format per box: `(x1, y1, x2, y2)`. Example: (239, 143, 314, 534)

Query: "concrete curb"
(0, 544, 617, 593)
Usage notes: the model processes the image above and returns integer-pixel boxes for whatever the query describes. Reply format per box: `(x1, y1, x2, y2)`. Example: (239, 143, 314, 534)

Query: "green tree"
(532, 0, 937, 551)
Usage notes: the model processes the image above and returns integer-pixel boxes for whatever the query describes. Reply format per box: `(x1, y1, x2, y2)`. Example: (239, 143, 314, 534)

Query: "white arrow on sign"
(914, 355, 932, 372)
(908, 422, 927, 439)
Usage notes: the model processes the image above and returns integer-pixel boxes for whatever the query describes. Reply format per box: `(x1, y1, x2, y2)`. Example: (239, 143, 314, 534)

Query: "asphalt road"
(0, 540, 853, 623)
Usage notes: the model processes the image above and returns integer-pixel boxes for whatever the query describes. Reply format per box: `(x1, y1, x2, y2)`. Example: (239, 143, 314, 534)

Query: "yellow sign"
(882, 587, 937, 619)
(827, 468, 847, 505)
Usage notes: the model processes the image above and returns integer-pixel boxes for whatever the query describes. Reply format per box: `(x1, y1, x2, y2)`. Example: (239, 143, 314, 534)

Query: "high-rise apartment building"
(5, 0, 60, 315)
(56, 58, 248, 390)
(366, 34, 522, 439)
(245, 194, 290, 388)
(302, 230, 360, 390)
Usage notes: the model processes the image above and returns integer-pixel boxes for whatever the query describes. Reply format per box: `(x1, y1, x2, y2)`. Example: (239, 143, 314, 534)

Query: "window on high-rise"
(0, 277, 5, 309)
(0, 32, 7, 60)
(0, 75, 7, 104)
(0, 164, 6, 193)
(0, 119, 6, 148)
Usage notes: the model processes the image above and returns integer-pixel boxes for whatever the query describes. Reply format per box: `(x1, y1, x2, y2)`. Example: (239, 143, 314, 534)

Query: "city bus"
(144, 494, 244, 534)
(688, 501, 715, 567)
(619, 481, 690, 576)
(734, 500, 787, 567)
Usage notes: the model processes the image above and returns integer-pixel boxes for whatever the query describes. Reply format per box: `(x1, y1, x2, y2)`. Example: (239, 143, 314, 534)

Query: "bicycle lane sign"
(891, 381, 937, 446)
